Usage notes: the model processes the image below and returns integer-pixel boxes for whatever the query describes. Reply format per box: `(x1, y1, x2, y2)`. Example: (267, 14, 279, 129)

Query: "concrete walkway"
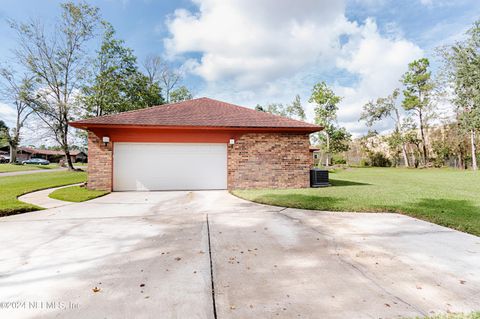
(17, 183, 83, 209)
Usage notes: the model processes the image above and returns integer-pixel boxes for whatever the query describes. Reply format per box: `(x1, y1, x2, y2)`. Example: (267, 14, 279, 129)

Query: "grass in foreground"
(233, 168, 480, 236)
(49, 185, 109, 202)
(0, 171, 86, 216)
(411, 312, 480, 319)
(0, 163, 59, 173)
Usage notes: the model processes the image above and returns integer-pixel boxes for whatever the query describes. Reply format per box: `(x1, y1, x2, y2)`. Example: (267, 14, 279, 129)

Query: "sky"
(1, 0, 480, 145)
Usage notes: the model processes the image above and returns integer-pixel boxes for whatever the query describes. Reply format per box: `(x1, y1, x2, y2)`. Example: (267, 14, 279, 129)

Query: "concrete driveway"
(0, 191, 479, 319)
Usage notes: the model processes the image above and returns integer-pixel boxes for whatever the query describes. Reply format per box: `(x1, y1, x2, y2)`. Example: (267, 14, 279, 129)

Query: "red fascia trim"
(69, 123, 322, 133)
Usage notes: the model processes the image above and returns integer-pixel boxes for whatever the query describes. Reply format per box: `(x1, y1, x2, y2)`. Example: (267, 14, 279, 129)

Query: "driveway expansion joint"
(1, 191, 478, 318)
(276, 211, 428, 317)
(206, 214, 218, 319)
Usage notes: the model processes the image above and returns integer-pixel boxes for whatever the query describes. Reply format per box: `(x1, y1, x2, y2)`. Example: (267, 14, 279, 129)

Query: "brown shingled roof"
(18, 147, 84, 156)
(69, 97, 322, 132)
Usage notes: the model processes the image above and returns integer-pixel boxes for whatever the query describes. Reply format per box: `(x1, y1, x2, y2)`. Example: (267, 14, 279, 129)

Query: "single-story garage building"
(70, 97, 321, 191)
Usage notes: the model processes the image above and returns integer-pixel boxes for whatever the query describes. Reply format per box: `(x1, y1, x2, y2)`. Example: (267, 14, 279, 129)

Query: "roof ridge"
(71, 97, 208, 123)
(213, 98, 315, 127)
(69, 97, 322, 131)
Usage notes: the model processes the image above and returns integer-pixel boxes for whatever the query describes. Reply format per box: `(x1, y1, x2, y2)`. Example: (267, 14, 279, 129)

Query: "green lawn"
(49, 185, 109, 202)
(0, 163, 59, 173)
(0, 171, 86, 216)
(233, 168, 480, 236)
(412, 312, 480, 319)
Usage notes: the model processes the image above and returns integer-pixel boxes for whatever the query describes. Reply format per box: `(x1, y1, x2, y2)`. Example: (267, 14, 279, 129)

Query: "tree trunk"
(458, 151, 465, 169)
(325, 132, 330, 167)
(65, 148, 75, 170)
(61, 122, 75, 170)
(9, 143, 17, 163)
(8, 130, 20, 163)
(401, 144, 409, 167)
(471, 129, 478, 171)
(407, 144, 418, 168)
(394, 109, 409, 167)
(418, 110, 428, 166)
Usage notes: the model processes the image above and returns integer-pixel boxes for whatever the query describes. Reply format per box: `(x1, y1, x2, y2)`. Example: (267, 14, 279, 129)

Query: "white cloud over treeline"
(164, 0, 423, 135)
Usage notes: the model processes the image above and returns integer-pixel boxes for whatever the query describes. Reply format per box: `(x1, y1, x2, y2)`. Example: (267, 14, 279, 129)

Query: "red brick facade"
(87, 131, 311, 191)
(227, 133, 311, 189)
(87, 131, 113, 191)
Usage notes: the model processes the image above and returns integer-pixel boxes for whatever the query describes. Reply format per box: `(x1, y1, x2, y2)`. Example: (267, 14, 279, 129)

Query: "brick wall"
(228, 133, 311, 189)
(87, 131, 113, 191)
(86, 131, 310, 191)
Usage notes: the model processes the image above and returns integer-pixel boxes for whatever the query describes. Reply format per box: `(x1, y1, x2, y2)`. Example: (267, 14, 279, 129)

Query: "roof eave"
(69, 122, 323, 133)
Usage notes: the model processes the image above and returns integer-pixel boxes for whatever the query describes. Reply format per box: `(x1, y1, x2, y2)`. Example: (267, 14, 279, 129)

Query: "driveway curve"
(0, 191, 478, 319)
(17, 183, 83, 209)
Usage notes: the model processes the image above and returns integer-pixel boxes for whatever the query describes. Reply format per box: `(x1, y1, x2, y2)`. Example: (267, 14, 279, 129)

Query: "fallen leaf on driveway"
(175, 257, 182, 261)
(92, 287, 101, 293)
(460, 280, 466, 284)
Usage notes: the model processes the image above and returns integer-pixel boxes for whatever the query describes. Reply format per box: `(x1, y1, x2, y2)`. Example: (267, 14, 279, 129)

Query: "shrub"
(332, 154, 347, 165)
(368, 152, 391, 167)
(359, 159, 370, 167)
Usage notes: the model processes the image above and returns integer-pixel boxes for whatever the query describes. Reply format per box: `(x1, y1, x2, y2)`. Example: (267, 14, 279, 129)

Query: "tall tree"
(10, 2, 101, 170)
(309, 81, 350, 166)
(0, 121, 9, 147)
(170, 86, 193, 103)
(82, 22, 163, 116)
(360, 89, 410, 167)
(286, 94, 306, 121)
(264, 103, 287, 117)
(440, 21, 480, 170)
(254, 104, 265, 112)
(0, 66, 34, 163)
(142, 54, 181, 103)
(255, 95, 306, 120)
(402, 58, 434, 166)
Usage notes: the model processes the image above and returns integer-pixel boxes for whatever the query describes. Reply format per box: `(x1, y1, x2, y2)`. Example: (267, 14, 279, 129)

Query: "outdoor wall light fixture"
(102, 136, 110, 146)
(229, 138, 235, 145)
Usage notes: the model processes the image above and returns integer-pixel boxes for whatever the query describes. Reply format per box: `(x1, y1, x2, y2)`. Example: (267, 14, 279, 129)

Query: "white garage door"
(113, 143, 227, 191)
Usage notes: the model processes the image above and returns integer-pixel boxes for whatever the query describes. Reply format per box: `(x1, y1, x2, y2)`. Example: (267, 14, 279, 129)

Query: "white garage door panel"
(114, 143, 227, 191)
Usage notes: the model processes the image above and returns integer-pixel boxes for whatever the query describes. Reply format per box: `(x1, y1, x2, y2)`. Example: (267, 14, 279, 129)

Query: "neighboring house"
(0, 146, 88, 163)
(71, 150, 88, 163)
(70, 97, 322, 191)
(309, 146, 321, 166)
(0, 150, 8, 163)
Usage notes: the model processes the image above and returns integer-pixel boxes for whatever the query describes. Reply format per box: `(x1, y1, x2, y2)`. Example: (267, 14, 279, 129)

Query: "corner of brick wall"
(227, 132, 311, 189)
(87, 131, 113, 191)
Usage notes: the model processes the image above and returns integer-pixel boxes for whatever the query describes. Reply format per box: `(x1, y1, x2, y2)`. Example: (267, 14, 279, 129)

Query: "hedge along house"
(69, 97, 322, 191)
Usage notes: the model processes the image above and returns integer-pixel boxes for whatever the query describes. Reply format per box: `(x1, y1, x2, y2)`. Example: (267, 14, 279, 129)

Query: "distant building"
(0, 146, 87, 163)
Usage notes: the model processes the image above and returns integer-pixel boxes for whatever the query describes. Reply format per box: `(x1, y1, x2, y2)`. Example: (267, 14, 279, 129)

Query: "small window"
(314, 154, 318, 159)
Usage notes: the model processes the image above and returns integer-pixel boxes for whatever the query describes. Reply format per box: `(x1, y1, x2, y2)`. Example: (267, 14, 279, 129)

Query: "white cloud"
(164, 0, 423, 136)
(165, 0, 354, 87)
(418, 0, 464, 7)
(420, 0, 433, 5)
(0, 103, 16, 127)
(335, 18, 423, 134)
